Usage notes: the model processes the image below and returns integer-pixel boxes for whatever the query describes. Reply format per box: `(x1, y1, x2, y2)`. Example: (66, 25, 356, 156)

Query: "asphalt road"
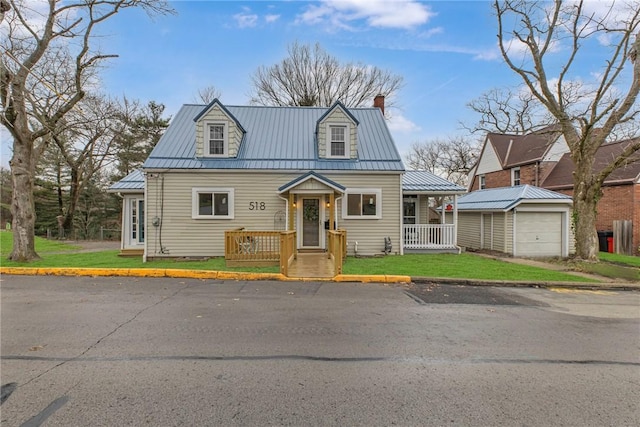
(1, 276, 639, 426)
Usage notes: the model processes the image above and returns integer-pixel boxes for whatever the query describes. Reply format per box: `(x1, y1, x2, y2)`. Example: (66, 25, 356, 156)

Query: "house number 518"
(249, 202, 266, 210)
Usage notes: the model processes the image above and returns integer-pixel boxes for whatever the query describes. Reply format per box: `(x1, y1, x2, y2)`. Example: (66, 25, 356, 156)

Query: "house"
(450, 185, 574, 258)
(470, 128, 640, 255)
(108, 97, 464, 264)
(468, 125, 566, 191)
(542, 139, 640, 254)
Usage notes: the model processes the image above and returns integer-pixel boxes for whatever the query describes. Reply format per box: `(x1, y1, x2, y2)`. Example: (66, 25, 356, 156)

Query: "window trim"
(326, 123, 350, 159)
(342, 188, 382, 219)
(204, 121, 228, 157)
(511, 167, 521, 186)
(192, 187, 234, 219)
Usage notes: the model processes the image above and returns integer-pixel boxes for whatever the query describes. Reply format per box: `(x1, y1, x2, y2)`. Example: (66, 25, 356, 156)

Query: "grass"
(1, 231, 624, 282)
(343, 253, 598, 283)
(598, 252, 640, 268)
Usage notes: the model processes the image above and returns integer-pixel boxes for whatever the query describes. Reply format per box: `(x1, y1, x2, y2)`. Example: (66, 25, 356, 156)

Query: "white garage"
(452, 185, 574, 258)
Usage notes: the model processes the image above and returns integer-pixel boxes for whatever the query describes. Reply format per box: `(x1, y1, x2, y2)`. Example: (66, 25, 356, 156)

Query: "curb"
(0, 267, 412, 284)
(1, 268, 636, 290)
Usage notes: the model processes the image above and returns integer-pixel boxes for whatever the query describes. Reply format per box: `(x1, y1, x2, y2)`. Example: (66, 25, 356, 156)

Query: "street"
(1, 275, 639, 426)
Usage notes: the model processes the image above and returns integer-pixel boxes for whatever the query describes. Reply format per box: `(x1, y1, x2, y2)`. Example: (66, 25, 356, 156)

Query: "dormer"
(193, 99, 245, 158)
(317, 101, 359, 160)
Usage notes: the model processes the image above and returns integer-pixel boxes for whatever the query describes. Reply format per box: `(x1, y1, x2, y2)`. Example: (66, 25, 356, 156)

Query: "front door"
(301, 198, 321, 248)
(127, 198, 144, 248)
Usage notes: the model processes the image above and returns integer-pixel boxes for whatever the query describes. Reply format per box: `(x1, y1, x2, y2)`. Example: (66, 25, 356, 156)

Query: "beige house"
(109, 98, 465, 260)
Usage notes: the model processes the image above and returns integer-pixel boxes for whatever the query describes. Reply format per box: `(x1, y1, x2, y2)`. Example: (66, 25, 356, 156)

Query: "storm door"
(301, 198, 321, 248)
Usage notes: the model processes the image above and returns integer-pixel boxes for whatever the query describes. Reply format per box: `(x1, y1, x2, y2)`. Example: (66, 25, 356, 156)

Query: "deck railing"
(224, 228, 282, 267)
(403, 224, 455, 249)
(279, 231, 297, 276)
(328, 229, 347, 275)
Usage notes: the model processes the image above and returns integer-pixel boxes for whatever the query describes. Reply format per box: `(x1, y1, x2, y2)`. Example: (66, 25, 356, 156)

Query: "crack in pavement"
(3, 354, 638, 366)
(17, 282, 192, 389)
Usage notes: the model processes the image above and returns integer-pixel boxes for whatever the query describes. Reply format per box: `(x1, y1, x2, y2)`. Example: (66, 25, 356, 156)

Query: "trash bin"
(607, 236, 614, 253)
(597, 231, 613, 252)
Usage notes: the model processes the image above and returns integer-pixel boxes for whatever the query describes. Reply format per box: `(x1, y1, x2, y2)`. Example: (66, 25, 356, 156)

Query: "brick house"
(470, 131, 640, 255)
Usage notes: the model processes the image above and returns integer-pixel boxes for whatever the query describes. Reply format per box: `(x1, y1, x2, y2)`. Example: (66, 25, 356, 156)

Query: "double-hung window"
(206, 122, 227, 156)
(328, 124, 349, 158)
(479, 175, 486, 190)
(343, 189, 382, 219)
(192, 188, 234, 219)
(512, 167, 521, 186)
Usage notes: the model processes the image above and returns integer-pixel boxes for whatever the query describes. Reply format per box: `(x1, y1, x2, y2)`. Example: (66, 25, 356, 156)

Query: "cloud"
(297, 0, 435, 31)
(265, 14, 280, 24)
(387, 113, 421, 133)
(233, 11, 258, 28)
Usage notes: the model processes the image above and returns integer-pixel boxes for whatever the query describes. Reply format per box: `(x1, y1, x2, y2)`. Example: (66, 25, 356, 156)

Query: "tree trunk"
(572, 164, 600, 261)
(62, 168, 80, 231)
(8, 137, 40, 261)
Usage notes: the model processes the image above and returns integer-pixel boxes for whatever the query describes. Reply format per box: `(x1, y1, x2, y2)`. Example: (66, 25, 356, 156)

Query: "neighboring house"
(470, 128, 640, 255)
(450, 185, 574, 258)
(543, 139, 640, 254)
(468, 125, 567, 191)
(108, 97, 464, 260)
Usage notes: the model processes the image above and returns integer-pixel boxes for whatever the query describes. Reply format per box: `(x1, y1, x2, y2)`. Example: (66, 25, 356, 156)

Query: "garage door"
(515, 212, 563, 257)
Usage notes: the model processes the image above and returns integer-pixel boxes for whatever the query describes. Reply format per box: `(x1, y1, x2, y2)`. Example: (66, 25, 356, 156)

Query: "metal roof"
(402, 171, 466, 193)
(107, 169, 144, 193)
(143, 104, 404, 171)
(456, 185, 572, 211)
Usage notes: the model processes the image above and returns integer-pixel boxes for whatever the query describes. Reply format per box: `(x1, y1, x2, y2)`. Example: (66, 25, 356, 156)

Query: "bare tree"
(494, 0, 640, 261)
(195, 85, 222, 104)
(0, 0, 173, 261)
(250, 42, 403, 110)
(405, 137, 480, 187)
(462, 87, 554, 134)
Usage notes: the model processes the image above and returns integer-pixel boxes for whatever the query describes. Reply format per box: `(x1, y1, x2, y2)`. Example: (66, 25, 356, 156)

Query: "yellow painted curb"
(333, 274, 410, 283)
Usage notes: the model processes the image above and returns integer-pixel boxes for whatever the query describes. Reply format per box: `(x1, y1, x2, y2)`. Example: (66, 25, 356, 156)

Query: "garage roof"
(456, 185, 572, 211)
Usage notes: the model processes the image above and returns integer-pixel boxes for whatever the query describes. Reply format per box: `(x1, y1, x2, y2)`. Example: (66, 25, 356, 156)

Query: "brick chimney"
(374, 94, 385, 116)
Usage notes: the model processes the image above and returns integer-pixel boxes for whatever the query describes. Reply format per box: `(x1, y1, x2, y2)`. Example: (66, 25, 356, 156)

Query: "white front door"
(127, 198, 144, 248)
(299, 197, 323, 249)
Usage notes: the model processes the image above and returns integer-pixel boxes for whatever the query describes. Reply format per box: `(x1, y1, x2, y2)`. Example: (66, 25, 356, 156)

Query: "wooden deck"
(287, 252, 335, 278)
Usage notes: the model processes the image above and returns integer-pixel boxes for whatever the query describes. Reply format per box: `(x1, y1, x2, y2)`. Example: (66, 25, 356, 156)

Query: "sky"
(0, 0, 634, 167)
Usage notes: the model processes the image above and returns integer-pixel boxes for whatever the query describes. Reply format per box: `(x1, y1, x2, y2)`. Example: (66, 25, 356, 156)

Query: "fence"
(43, 227, 121, 241)
(613, 220, 634, 255)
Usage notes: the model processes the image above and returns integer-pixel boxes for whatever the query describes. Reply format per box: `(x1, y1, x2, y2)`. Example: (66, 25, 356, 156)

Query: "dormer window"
(327, 123, 350, 158)
(206, 122, 228, 156)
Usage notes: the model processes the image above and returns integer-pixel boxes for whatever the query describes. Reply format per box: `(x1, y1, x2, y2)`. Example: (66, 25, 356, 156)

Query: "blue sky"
(0, 0, 631, 166)
(98, 0, 510, 158)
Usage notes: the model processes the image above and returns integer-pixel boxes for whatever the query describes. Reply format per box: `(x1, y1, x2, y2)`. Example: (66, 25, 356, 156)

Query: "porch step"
(118, 249, 144, 257)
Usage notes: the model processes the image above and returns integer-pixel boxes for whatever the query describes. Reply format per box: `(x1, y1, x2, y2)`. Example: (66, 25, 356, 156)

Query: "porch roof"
(278, 171, 346, 194)
(107, 169, 144, 193)
(402, 171, 466, 194)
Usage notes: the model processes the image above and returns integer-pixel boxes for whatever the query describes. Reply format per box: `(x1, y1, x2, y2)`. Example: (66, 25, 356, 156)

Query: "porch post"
(329, 192, 335, 230)
(453, 194, 458, 244)
(288, 193, 295, 231)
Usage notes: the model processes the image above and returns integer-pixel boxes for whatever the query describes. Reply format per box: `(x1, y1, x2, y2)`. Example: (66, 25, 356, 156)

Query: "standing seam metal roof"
(144, 104, 404, 171)
(456, 185, 572, 211)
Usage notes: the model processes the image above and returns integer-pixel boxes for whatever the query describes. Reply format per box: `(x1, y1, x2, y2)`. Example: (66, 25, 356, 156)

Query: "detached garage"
(451, 185, 574, 258)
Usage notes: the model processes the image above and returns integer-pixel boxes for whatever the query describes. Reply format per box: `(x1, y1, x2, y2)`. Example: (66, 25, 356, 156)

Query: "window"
(512, 167, 521, 186)
(206, 122, 227, 156)
(327, 124, 349, 158)
(192, 188, 234, 219)
(343, 189, 381, 219)
(479, 175, 486, 190)
(403, 197, 417, 224)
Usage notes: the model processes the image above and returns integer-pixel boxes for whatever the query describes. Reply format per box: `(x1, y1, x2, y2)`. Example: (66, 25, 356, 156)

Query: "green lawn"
(598, 252, 640, 268)
(343, 253, 597, 283)
(0, 231, 607, 282)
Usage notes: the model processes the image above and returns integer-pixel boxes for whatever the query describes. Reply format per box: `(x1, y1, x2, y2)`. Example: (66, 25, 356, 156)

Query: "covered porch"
(402, 171, 467, 254)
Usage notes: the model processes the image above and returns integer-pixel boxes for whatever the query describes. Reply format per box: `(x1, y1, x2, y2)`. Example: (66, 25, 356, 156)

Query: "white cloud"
(297, 0, 435, 31)
(265, 14, 280, 24)
(234, 12, 258, 28)
(387, 113, 421, 133)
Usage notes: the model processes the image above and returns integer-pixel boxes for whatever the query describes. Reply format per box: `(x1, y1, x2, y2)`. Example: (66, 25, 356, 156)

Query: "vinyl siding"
(476, 141, 502, 174)
(492, 212, 506, 252)
(457, 212, 482, 249)
(145, 171, 401, 257)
